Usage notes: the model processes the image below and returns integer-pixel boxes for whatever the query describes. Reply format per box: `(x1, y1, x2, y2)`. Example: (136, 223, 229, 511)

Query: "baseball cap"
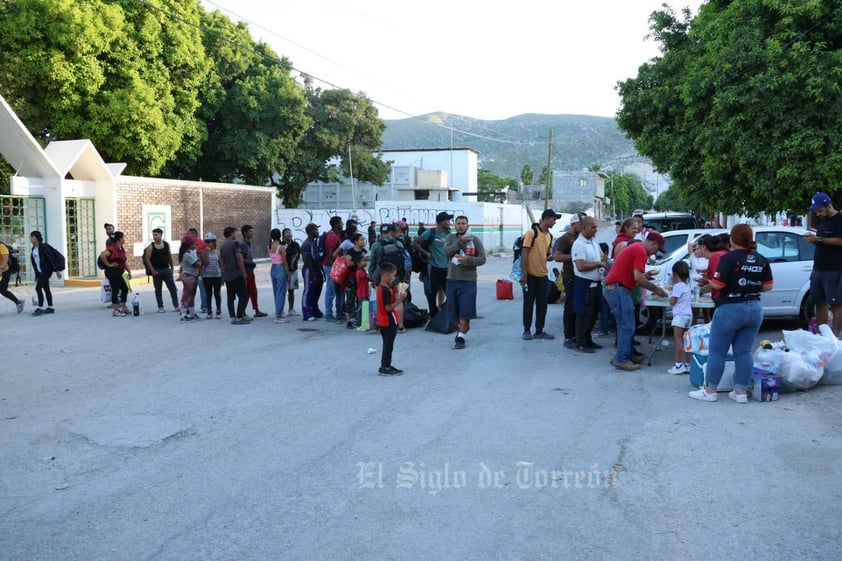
(809, 192, 832, 210)
(436, 212, 454, 223)
(541, 209, 562, 220)
(570, 212, 587, 225)
(204, 232, 217, 241)
(645, 231, 666, 253)
(633, 209, 646, 217)
(181, 235, 196, 247)
(380, 223, 396, 233)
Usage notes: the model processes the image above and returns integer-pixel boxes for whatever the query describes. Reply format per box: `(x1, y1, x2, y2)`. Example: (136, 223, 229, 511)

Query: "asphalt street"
(1, 255, 840, 561)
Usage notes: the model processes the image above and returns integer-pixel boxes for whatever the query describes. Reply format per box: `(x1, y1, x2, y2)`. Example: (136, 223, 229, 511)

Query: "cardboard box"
(750, 369, 781, 402)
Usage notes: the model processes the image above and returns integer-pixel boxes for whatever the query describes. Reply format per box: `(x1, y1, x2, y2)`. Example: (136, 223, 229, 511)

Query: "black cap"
(541, 209, 562, 220)
(380, 223, 396, 233)
(436, 212, 454, 223)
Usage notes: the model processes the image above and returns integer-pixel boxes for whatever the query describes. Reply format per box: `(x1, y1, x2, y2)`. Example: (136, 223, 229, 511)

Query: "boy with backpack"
(0, 241, 24, 313)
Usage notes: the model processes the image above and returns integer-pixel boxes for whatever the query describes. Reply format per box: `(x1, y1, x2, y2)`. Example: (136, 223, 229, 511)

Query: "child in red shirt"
(376, 262, 406, 376)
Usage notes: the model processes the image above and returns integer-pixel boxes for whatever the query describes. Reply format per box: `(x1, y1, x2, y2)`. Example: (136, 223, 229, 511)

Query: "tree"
(539, 165, 551, 186)
(274, 84, 390, 207)
(611, 173, 650, 216)
(520, 164, 534, 185)
(477, 168, 517, 202)
(165, 9, 308, 185)
(0, 0, 210, 175)
(617, 1, 842, 215)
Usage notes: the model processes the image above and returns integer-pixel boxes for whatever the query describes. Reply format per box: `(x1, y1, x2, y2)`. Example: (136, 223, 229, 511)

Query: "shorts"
(811, 269, 842, 307)
(446, 280, 478, 321)
(288, 270, 300, 291)
(671, 315, 692, 329)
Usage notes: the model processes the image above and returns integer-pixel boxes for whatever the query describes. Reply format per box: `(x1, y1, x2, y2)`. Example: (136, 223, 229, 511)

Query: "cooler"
(690, 352, 735, 392)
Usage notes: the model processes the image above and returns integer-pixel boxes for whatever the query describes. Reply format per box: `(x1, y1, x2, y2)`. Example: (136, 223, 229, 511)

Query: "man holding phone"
(806, 192, 842, 335)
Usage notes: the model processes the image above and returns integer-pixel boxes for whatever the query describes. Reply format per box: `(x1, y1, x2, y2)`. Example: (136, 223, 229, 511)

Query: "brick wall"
(115, 178, 273, 271)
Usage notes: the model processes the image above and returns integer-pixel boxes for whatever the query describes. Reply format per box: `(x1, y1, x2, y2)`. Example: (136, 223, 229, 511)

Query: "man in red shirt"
(603, 232, 668, 371)
(323, 216, 344, 321)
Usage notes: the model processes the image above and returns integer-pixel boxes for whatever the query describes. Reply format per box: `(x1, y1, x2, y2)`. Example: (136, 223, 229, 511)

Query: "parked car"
(638, 226, 814, 332)
(641, 211, 701, 232)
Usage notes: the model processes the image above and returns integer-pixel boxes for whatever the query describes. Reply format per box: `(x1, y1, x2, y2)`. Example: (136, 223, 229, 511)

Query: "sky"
(201, 0, 703, 121)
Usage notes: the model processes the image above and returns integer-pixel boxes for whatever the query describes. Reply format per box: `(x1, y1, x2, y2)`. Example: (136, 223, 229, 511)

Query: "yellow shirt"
(0, 243, 8, 274)
(522, 227, 552, 277)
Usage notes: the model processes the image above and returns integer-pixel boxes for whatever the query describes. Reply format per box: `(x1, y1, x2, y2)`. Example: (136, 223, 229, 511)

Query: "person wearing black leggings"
(100, 231, 131, 317)
(29, 230, 63, 315)
(0, 242, 23, 314)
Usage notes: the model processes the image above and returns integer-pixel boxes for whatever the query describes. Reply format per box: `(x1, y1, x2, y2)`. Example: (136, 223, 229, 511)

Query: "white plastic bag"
(100, 279, 112, 304)
(777, 351, 824, 390)
(817, 324, 842, 385)
(783, 329, 837, 364)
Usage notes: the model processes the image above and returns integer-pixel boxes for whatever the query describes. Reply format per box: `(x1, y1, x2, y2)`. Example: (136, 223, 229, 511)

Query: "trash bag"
(403, 301, 428, 328)
(779, 329, 832, 389)
(425, 308, 455, 334)
(816, 324, 842, 385)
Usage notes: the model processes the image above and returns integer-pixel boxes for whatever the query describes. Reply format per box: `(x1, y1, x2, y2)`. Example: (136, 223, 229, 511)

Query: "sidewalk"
(2, 257, 840, 560)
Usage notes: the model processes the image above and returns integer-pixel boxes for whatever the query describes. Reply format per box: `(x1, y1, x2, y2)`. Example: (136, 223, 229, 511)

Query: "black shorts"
(811, 269, 842, 307)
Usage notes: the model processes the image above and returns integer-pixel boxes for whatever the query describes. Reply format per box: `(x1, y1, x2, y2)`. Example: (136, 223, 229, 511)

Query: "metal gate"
(65, 198, 97, 278)
(0, 195, 47, 284)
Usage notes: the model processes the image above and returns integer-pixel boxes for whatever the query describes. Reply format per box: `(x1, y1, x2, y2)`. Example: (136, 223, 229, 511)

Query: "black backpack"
(380, 239, 406, 278)
(315, 232, 328, 263)
(513, 224, 550, 262)
(1, 242, 19, 274)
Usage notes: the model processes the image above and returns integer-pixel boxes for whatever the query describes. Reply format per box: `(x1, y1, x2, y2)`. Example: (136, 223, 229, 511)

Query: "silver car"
(639, 226, 814, 332)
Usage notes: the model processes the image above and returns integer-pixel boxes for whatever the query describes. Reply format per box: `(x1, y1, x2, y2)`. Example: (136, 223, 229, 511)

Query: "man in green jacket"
(444, 216, 487, 350)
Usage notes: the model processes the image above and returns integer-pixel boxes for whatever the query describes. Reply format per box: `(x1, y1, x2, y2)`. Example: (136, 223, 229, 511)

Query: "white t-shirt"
(689, 255, 709, 276)
(31, 246, 41, 273)
(671, 281, 692, 317)
(572, 235, 602, 281)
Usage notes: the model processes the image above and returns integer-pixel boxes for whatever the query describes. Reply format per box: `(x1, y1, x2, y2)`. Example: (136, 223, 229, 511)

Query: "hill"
(382, 112, 657, 184)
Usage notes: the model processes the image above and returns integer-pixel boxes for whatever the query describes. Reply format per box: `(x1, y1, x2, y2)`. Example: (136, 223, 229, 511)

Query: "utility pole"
(544, 129, 553, 209)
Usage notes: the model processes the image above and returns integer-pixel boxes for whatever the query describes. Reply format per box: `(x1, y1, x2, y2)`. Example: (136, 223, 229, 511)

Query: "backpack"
(43, 243, 66, 273)
(410, 232, 432, 273)
(380, 239, 406, 279)
(513, 225, 551, 263)
(1, 242, 19, 274)
(315, 232, 328, 263)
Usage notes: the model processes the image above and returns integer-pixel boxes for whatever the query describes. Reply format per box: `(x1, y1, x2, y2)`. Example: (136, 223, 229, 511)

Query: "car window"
(755, 232, 806, 262)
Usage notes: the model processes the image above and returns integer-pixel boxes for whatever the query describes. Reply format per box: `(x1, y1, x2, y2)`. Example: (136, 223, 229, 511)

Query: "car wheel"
(800, 292, 815, 324)
(636, 305, 658, 335)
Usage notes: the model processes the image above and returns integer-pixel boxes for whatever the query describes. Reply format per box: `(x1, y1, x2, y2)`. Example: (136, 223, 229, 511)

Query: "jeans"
(323, 265, 340, 317)
(522, 274, 549, 333)
(198, 276, 208, 311)
(203, 277, 222, 314)
(153, 268, 179, 309)
(706, 300, 763, 390)
(271, 264, 288, 318)
(302, 267, 323, 320)
(603, 284, 634, 364)
(562, 277, 575, 339)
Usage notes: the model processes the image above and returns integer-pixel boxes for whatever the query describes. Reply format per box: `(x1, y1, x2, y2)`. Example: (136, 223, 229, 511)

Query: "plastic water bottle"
(465, 229, 475, 258)
(132, 293, 141, 316)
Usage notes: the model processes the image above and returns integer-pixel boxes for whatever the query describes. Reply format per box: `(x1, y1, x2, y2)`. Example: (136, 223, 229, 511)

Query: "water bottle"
(132, 293, 140, 316)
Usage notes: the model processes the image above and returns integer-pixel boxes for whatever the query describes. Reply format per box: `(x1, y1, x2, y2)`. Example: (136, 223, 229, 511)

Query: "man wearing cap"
(300, 223, 324, 321)
(369, 223, 407, 331)
(806, 192, 842, 335)
(553, 212, 586, 348)
(603, 231, 668, 370)
(520, 209, 561, 340)
(323, 216, 344, 321)
(414, 212, 453, 317)
(143, 227, 179, 312)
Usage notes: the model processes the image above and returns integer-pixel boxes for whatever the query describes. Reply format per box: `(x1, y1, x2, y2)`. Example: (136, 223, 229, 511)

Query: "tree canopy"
(616, 1, 842, 215)
(273, 84, 390, 207)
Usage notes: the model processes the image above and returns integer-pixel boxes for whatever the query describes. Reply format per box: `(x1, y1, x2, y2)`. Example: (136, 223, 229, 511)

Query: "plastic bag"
(783, 329, 836, 365)
(510, 256, 523, 282)
(817, 324, 842, 385)
(683, 323, 712, 355)
(777, 351, 824, 390)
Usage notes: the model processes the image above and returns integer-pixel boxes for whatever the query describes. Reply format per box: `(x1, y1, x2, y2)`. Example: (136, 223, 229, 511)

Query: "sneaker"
(683, 363, 691, 372)
(45, 308, 55, 314)
(274, 317, 290, 324)
(32, 308, 44, 316)
(181, 315, 193, 322)
(522, 330, 533, 341)
(611, 360, 640, 371)
(241, 315, 253, 322)
(231, 317, 250, 325)
(287, 309, 299, 316)
(112, 309, 126, 317)
(207, 313, 213, 320)
(454, 337, 466, 350)
(172, 308, 181, 313)
(630, 354, 646, 364)
(306, 317, 317, 322)
(534, 331, 555, 340)
(118, 306, 129, 314)
(16, 301, 24, 313)
(668, 364, 688, 375)
(254, 310, 268, 318)
(688, 388, 718, 402)
(378, 366, 403, 376)
(563, 338, 576, 349)
(585, 341, 603, 350)
(575, 345, 596, 354)
(390, 366, 404, 374)
(215, 311, 222, 319)
(158, 307, 166, 313)
(728, 391, 748, 404)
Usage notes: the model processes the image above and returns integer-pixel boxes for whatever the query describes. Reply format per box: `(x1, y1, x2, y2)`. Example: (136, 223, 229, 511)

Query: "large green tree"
(477, 168, 517, 202)
(0, 0, 209, 175)
(274, 84, 390, 207)
(616, 1, 842, 214)
(164, 10, 308, 185)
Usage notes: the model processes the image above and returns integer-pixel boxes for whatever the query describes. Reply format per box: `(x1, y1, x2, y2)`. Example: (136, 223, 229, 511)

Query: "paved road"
(2, 257, 840, 560)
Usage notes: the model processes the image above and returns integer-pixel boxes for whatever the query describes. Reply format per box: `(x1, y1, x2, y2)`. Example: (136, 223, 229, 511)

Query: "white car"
(639, 226, 814, 332)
